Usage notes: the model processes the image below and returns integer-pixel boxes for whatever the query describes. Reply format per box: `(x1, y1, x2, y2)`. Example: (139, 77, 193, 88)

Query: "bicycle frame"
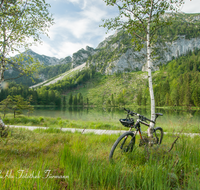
(126, 114, 151, 141)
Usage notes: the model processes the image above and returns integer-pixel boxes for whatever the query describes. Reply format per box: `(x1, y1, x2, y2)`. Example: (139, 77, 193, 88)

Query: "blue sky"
(29, 0, 200, 59)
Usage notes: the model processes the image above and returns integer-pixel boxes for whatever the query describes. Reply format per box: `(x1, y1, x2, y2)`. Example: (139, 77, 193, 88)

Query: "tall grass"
(59, 133, 200, 189)
(0, 127, 199, 189)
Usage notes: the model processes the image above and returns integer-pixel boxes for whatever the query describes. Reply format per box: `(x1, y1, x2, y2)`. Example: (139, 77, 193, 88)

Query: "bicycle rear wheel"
(153, 127, 163, 145)
(109, 131, 135, 162)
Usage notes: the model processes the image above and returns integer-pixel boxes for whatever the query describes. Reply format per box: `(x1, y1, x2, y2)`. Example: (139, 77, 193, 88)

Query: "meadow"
(0, 116, 200, 189)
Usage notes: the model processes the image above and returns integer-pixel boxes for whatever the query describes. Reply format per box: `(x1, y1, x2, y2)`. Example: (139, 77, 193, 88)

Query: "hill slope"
(1, 49, 200, 108)
(30, 63, 86, 89)
(7, 13, 200, 87)
(56, 49, 200, 108)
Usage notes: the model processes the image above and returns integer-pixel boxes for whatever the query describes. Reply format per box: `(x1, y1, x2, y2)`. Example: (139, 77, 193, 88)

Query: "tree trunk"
(147, 21, 155, 138)
(0, 58, 5, 83)
(0, 22, 6, 90)
(0, 57, 5, 93)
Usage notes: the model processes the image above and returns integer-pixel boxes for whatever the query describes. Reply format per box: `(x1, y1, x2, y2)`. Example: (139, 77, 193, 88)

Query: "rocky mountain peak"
(71, 46, 95, 68)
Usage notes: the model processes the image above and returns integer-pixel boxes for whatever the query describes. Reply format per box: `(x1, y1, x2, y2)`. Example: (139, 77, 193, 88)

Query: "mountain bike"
(109, 108, 163, 162)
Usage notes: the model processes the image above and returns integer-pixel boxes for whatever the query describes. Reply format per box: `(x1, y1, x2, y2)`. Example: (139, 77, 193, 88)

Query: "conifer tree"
(69, 93, 73, 106)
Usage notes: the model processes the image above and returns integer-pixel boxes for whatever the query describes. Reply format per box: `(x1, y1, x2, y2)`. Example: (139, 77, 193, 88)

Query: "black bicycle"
(109, 108, 163, 162)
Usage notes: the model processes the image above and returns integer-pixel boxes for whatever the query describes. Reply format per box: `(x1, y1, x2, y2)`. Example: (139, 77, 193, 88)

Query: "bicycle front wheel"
(109, 131, 135, 162)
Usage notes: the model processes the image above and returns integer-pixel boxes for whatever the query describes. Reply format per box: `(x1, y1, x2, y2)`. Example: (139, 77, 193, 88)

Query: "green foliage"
(156, 13, 200, 41)
(102, 0, 184, 49)
(0, 0, 54, 53)
(153, 49, 200, 107)
(137, 89, 143, 106)
(0, 95, 34, 118)
(69, 93, 73, 106)
(0, 95, 13, 117)
(37, 62, 72, 81)
(0, 0, 54, 84)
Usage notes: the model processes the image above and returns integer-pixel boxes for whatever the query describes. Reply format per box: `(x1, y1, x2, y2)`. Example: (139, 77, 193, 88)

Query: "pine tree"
(73, 95, 77, 106)
(69, 93, 73, 106)
(63, 96, 66, 107)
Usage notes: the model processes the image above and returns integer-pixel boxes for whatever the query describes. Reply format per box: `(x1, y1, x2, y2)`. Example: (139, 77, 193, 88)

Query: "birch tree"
(102, 0, 184, 138)
(0, 0, 54, 88)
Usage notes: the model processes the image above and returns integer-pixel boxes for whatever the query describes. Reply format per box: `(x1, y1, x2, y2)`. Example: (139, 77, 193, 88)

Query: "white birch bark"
(0, 22, 6, 90)
(147, 20, 155, 138)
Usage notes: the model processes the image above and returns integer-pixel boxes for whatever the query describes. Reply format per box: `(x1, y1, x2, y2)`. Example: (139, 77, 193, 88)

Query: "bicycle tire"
(153, 127, 163, 145)
(109, 131, 135, 162)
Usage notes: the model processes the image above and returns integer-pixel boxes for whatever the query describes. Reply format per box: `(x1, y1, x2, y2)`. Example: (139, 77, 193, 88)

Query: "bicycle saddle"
(155, 113, 163, 116)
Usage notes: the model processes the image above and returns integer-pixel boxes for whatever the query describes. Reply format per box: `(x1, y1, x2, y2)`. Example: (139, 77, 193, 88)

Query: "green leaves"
(0, 95, 34, 118)
(102, 0, 184, 46)
(0, 0, 54, 83)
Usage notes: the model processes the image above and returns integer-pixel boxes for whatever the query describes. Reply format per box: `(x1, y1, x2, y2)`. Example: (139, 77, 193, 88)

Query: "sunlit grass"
(0, 128, 199, 189)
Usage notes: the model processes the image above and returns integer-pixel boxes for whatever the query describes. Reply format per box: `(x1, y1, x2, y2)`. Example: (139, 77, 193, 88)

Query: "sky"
(28, 0, 200, 59)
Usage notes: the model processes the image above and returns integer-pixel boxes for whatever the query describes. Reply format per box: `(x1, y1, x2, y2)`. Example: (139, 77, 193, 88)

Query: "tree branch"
(114, 2, 148, 34)
(132, 31, 146, 41)
(168, 129, 184, 152)
(168, 136, 179, 152)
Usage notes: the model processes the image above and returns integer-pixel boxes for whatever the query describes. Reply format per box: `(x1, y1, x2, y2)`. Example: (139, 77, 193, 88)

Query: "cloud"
(55, 17, 90, 39)
(25, 0, 120, 58)
(81, 6, 107, 22)
(30, 39, 93, 59)
(31, 41, 59, 58)
(181, 0, 200, 13)
(59, 41, 92, 57)
(65, 0, 87, 10)
(26, 0, 200, 60)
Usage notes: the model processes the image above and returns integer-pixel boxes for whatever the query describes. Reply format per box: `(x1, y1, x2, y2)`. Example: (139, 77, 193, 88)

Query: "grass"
(2, 114, 123, 130)
(0, 127, 199, 189)
(2, 112, 200, 134)
(63, 71, 148, 106)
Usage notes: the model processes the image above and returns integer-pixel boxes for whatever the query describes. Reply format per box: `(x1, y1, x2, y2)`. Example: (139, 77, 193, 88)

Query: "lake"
(24, 106, 200, 132)
(30, 106, 200, 124)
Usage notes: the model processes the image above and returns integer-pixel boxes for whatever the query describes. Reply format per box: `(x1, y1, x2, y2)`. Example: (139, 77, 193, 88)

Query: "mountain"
(23, 46, 96, 68)
(5, 46, 95, 86)
(8, 13, 200, 86)
(86, 13, 200, 74)
(23, 49, 61, 66)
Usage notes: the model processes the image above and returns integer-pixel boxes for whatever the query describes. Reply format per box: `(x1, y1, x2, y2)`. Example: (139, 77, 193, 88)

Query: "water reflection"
(30, 107, 200, 123)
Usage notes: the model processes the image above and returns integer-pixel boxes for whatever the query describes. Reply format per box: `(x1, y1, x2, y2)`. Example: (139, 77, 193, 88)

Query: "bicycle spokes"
(120, 136, 134, 153)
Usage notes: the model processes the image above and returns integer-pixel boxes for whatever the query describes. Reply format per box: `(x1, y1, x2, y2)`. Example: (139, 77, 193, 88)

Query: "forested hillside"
(154, 49, 200, 107)
(4, 61, 73, 86)
(1, 49, 200, 108)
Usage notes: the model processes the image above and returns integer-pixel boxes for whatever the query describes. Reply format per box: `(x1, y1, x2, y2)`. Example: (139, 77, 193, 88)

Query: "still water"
(30, 107, 200, 123)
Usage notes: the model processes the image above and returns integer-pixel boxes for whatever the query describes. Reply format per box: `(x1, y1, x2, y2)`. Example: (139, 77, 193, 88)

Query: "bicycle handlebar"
(124, 108, 155, 124)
